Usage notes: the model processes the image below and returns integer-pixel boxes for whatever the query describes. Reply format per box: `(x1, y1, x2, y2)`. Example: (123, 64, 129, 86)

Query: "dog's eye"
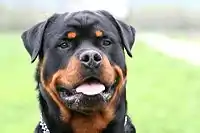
(58, 41, 71, 49)
(102, 39, 112, 46)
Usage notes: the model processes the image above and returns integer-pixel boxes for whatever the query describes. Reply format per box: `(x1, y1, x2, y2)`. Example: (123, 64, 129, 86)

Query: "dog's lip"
(56, 77, 118, 99)
(56, 78, 118, 113)
(57, 83, 116, 108)
(57, 76, 111, 93)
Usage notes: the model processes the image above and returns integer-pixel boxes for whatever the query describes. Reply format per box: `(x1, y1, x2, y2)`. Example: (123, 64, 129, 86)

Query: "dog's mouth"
(56, 77, 118, 113)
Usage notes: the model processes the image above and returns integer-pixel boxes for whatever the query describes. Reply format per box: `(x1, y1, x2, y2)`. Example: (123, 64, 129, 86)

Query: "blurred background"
(0, 0, 200, 133)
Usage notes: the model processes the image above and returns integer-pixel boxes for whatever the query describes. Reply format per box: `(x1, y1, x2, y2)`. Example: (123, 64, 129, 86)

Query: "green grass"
(1, 33, 200, 133)
(0, 33, 38, 132)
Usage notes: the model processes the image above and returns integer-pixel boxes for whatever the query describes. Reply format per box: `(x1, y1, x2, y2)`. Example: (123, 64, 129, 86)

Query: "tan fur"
(95, 30, 103, 37)
(70, 65, 125, 133)
(67, 31, 77, 39)
(39, 55, 126, 132)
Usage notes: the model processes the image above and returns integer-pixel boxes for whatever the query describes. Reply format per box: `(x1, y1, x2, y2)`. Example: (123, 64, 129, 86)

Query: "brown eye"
(58, 41, 71, 49)
(103, 39, 112, 46)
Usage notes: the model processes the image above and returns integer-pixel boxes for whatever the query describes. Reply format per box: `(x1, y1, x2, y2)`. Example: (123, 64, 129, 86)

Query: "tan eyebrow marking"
(67, 32, 77, 39)
(95, 30, 103, 37)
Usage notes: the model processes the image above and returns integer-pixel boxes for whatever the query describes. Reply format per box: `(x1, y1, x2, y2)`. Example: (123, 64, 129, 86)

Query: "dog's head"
(22, 10, 135, 120)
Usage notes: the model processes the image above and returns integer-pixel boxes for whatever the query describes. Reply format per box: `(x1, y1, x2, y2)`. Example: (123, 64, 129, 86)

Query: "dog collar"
(39, 114, 128, 133)
(40, 114, 50, 133)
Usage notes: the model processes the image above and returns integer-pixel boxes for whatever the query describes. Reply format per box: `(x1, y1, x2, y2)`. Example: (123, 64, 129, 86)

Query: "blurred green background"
(1, 0, 200, 133)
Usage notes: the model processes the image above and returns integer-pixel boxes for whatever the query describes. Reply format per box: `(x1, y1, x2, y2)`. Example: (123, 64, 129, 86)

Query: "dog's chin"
(56, 78, 117, 115)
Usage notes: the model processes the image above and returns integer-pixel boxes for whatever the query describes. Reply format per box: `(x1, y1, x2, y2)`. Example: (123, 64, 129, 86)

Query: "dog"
(21, 10, 136, 133)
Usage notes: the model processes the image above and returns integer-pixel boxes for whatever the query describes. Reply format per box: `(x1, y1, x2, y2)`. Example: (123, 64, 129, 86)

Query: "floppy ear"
(97, 10, 136, 57)
(115, 20, 136, 57)
(21, 14, 59, 63)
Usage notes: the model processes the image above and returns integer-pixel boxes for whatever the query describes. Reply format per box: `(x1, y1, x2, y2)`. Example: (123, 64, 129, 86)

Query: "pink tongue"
(76, 83, 105, 95)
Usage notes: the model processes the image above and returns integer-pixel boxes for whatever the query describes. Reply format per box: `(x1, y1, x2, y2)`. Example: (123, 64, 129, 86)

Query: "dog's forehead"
(43, 11, 120, 48)
(63, 11, 115, 30)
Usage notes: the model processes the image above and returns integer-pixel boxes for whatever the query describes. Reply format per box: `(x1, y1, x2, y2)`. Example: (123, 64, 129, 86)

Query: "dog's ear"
(21, 14, 59, 63)
(115, 20, 136, 57)
(97, 10, 136, 57)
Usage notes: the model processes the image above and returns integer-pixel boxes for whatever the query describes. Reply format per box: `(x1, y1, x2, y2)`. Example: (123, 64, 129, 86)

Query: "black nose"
(79, 50, 102, 68)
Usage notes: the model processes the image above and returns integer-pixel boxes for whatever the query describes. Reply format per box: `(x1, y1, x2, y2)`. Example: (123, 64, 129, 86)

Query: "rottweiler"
(21, 10, 136, 133)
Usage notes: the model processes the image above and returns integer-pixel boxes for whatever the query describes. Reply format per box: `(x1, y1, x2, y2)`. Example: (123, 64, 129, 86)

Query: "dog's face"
(22, 10, 135, 118)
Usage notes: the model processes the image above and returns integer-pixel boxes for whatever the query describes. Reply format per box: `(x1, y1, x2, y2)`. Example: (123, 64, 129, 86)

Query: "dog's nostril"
(80, 54, 90, 63)
(79, 50, 102, 68)
(93, 53, 102, 62)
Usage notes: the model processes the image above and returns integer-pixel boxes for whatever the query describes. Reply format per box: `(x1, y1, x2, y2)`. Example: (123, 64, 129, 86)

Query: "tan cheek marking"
(67, 32, 77, 39)
(99, 55, 126, 122)
(108, 65, 125, 107)
(100, 55, 116, 85)
(95, 30, 103, 37)
(39, 57, 83, 122)
(39, 59, 71, 122)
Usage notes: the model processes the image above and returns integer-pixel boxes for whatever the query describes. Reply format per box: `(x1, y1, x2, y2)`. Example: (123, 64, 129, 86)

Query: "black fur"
(22, 10, 136, 133)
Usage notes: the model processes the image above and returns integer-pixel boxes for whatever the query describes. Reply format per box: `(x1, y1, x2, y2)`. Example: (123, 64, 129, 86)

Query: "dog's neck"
(65, 111, 114, 133)
(39, 112, 128, 133)
(37, 83, 127, 133)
